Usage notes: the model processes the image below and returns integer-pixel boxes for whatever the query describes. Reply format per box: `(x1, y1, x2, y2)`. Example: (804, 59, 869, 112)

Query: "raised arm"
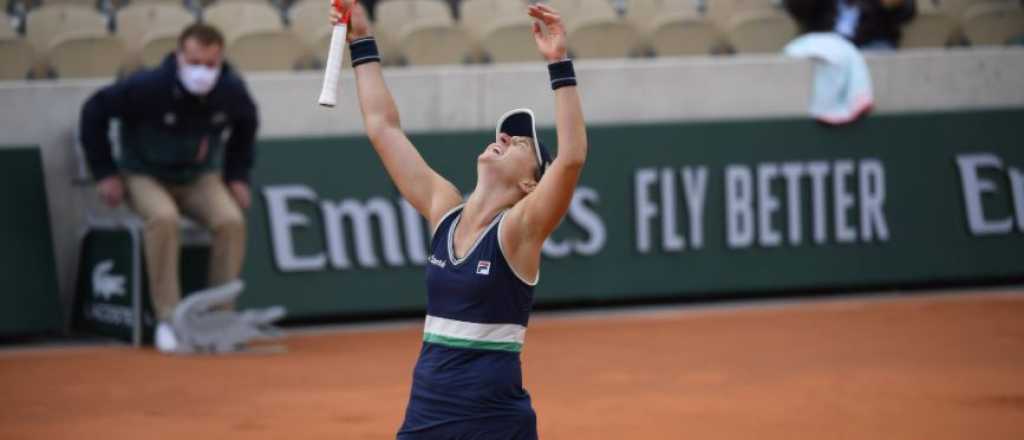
(505, 4, 588, 247)
(337, 0, 461, 229)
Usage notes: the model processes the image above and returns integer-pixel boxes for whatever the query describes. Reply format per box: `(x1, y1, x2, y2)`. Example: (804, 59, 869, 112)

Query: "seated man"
(78, 24, 258, 353)
(785, 0, 917, 49)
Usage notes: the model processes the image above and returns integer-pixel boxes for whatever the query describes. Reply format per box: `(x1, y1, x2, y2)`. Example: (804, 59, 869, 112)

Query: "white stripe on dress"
(424, 315, 526, 344)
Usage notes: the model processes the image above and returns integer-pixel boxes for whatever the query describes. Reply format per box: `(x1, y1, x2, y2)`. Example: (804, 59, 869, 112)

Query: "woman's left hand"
(528, 3, 568, 63)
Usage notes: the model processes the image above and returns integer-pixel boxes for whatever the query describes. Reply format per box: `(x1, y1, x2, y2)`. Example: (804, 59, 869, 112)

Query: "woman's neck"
(462, 183, 516, 230)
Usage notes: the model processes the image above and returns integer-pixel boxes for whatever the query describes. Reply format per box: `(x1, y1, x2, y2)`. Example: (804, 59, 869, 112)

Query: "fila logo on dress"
(476, 260, 491, 275)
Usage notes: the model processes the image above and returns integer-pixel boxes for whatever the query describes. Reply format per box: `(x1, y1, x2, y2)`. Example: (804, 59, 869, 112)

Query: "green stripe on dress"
(423, 332, 523, 352)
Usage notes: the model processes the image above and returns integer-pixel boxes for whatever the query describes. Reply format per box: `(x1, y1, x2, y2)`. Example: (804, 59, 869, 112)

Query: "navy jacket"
(785, 0, 917, 48)
(79, 53, 258, 184)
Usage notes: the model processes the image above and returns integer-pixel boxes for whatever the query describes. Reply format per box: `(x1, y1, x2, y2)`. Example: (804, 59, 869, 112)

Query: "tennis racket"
(318, 0, 352, 108)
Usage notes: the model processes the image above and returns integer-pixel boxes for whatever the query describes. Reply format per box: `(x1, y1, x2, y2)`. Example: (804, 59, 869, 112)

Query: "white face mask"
(177, 56, 221, 96)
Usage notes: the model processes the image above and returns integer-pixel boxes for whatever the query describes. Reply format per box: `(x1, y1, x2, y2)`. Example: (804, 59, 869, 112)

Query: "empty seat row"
(4, 0, 801, 74)
(1, 2, 306, 79)
(373, 0, 797, 63)
(4, 0, 1022, 80)
(615, 0, 798, 56)
(903, 0, 1024, 48)
(1, 19, 36, 79)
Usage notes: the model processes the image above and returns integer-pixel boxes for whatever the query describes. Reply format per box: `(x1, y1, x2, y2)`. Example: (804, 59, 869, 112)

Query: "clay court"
(2, 289, 1023, 440)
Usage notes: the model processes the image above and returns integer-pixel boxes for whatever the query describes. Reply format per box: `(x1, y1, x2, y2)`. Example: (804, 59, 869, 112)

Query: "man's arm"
(79, 81, 130, 206)
(223, 88, 258, 184)
(79, 82, 127, 181)
(340, 0, 461, 229)
(223, 83, 259, 209)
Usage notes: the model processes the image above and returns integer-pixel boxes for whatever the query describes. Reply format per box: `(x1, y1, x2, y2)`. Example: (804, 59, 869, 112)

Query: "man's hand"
(332, 0, 371, 42)
(529, 3, 568, 63)
(229, 181, 251, 210)
(97, 175, 125, 208)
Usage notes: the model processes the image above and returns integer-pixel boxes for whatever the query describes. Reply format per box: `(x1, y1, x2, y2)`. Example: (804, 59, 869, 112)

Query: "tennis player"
(333, 1, 586, 438)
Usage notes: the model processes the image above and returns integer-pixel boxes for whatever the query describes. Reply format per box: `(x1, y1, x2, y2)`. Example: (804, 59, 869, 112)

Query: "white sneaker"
(155, 321, 179, 354)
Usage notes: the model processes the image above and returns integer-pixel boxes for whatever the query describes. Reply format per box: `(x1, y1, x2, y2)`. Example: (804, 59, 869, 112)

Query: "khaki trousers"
(124, 173, 246, 322)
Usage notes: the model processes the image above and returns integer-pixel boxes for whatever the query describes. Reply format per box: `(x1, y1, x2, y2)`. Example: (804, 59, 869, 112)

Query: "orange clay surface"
(2, 290, 1023, 440)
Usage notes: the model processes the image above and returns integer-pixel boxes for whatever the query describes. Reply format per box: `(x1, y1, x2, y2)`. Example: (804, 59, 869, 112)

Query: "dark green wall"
(237, 109, 1024, 319)
(0, 147, 61, 336)
(10, 110, 1024, 335)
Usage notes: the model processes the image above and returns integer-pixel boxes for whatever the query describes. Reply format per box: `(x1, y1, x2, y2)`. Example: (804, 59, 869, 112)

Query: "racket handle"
(318, 23, 347, 108)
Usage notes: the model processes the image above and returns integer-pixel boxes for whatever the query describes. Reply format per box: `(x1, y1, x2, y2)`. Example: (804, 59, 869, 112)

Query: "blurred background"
(2, 2, 1024, 440)
(1, 0, 1022, 351)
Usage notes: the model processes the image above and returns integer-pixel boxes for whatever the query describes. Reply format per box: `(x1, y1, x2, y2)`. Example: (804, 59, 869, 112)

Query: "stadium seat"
(706, 0, 789, 27)
(627, 0, 709, 27)
(375, 0, 454, 37)
(288, 0, 329, 47)
(288, 0, 352, 68)
(398, 19, 473, 65)
(289, 0, 330, 58)
(460, 0, 536, 62)
(460, 0, 527, 31)
(549, 0, 640, 59)
(374, 0, 452, 63)
(937, 0, 992, 20)
(961, 1, 1024, 45)
(0, 36, 36, 80)
(116, 3, 195, 53)
(650, 16, 722, 56)
(39, 0, 104, 7)
(722, 8, 797, 53)
(228, 31, 308, 71)
(1, 15, 20, 38)
(476, 18, 540, 63)
(705, 0, 796, 53)
(26, 4, 108, 53)
(139, 25, 183, 66)
(129, 0, 191, 4)
(47, 29, 126, 78)
(374, 0, 462, 65)
(626, 0, 721, 56)
(203, 2, 283, 41)
(1, 18, 43, 81)
(901, 0, 958, 48)
(226, 22, 308, 71)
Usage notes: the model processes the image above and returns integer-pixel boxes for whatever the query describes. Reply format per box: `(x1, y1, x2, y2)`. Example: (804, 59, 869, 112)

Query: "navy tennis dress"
(397, 205, 538, 440)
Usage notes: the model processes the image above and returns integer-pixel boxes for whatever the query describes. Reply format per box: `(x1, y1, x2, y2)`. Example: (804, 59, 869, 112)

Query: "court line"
(3, 286, 1021, 355)
(285, 285, 1024, 335)
(529, 286, 1024, 325)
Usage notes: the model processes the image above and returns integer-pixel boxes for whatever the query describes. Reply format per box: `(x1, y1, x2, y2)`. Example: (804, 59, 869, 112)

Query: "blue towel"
(784, 32, 874, 125)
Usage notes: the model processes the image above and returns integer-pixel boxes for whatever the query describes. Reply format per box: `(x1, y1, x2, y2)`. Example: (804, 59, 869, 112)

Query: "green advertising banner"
(73, 226, 211, 344)
(237, 109, 1024, 320)
(0, 147, 62, 336)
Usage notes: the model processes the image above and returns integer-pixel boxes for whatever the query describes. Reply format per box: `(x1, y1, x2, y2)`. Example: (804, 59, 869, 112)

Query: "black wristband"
(548, 59, 577, 90)
(350, 37, 381, 67)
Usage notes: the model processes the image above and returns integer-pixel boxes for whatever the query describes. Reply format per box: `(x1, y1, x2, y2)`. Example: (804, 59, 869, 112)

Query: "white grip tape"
(317, 23, 347, 107)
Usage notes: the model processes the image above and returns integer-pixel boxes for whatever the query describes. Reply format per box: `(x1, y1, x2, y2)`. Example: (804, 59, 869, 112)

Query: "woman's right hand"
(331, 0, 371, 42)
(528, 3, 568, 63)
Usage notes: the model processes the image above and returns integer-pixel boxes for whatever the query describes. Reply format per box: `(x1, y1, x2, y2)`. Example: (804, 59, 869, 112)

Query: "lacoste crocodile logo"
(92, 260, 126, 300)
